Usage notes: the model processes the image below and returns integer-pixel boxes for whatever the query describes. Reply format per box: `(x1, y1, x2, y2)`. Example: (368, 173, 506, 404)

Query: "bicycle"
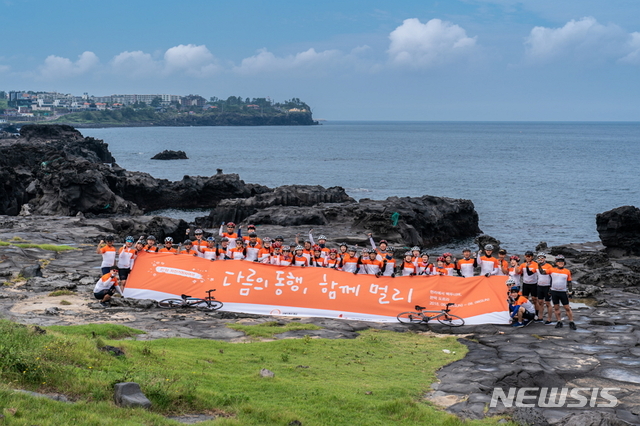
(158, 289, 224, 311)
(397, 303, 465, 327)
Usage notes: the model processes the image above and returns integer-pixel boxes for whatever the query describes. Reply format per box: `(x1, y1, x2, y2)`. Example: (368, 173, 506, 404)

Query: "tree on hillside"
(150, 97, 162, 108)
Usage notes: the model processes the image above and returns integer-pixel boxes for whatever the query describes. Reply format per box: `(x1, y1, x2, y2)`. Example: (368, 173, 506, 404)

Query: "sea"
(82, 121, 640, 254)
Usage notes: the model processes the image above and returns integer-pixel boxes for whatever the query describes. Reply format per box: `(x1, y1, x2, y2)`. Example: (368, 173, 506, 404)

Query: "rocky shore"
(2, 125, 640, 425)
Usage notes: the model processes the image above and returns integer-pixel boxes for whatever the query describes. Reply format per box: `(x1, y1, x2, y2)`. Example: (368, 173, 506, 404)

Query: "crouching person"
(93, 265, 124, 308)
(509, 286, 536, 327)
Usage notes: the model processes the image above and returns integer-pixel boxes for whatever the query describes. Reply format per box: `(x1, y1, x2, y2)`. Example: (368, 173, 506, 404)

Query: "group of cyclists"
(94, 222, 576, 328)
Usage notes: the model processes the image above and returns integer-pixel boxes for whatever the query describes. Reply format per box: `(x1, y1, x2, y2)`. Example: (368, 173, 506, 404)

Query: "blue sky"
(2, 0, 640, 120)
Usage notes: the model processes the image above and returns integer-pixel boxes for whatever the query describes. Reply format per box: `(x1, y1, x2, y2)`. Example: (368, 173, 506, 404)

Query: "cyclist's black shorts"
(537, 285, 551, 302)
(522, 310, 536, 321)
(523, 283, 538, 298)
(550, 290, 570, 306)
(94, 288, 114, 300)
(118, 268, 131, 280)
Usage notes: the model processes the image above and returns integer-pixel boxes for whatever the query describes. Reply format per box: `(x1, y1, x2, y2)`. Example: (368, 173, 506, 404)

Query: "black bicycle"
(158, 289, 223, 311)
(397, 303, 465, 327)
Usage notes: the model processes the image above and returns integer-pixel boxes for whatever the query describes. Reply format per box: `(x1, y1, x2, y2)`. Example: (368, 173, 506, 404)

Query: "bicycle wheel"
(436, 314, 465, 327)
(195, 300, 224, 311)
(397, 311, 424, 324)
(158, 298, 184, 309)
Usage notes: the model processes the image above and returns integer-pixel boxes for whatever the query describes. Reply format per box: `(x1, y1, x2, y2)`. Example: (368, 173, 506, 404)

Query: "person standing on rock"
(219, 222, 240, 249)
(322, 248, 343, 270)
(245, 233, 262, 261)
(293, 245, 309, 267)
(477, 244, 499, 276)
(535, 253, 554, 324)
(337, 242, 349, 260)
(116, 236, 137, 289)
(177, 240, 199, 256)
(442, 253, 456, 276)
(229, 238, 247, 260)
(93, 265, 124, 308)
(159, 237, 177, 253)
(308, 230, 330, 258)
(496, 249, 509, 275)
(191, 229, 207, 257)
(341, 247, 359, 273)
(96, 235, 117, 275)
(356, 249, 385, 276)
(216, 237, 232, 260)
(548, 255, 576, 330)
(507, 255, 522, 286)
(418, 252, 434, 275)
(242, 225, 263, 245)
(144, 235, 159, 253)
(518, 251, 539, 308)
(456, 248, 477, 277)
(257, 237, 273, 263)
(200, 237, 217, 260)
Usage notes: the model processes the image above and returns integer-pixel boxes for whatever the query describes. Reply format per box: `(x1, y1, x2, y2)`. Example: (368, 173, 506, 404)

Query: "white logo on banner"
(156, 267, 202, 280)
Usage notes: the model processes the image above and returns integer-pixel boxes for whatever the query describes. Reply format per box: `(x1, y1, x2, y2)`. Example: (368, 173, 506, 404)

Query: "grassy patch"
(59, 300, 72, 305)
(228, 321, 322, 338)
(0, 240, 76, 252)
(0, 320, 513, 426)
(48, 289, 75, 297)
(46, 323, 144, 339)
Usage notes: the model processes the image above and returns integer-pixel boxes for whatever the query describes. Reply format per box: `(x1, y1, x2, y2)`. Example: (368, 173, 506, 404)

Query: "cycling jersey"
(510, 295, 536, 314)
(358, 258, 384, 275)
(519, 261, 539, 284)
(117, 246, 136, 269)
(229, 247, 246, 260)
(99, 245, 117, 268)
(537, 263, 553, 286)
(417, 261, 434, 275)
(508, 266, 522, 286)
(402, 261, 418, 276)
(310, 256, 325, 267)
(191, 239, 208, 256)
(293, 255, 309, 267)
(200, 247, 217, 260)
(550, 267, 572, 292)
(477, 254, 499, 275)
(257, 247, 272, 263)
(219, 225, 239, 248)
(456, 258, 477, 277)
(93, 273, 120, 294)
(144, 244, 159, 253)
(443, 262, 456, 276)
(341, 254, 359, 273)
(322, 257, 342, 270)
(245, 242, 262, 262)
(158, 247, 177, 254)
(179, 249, 199, 256)
(496, 258, 508, 276)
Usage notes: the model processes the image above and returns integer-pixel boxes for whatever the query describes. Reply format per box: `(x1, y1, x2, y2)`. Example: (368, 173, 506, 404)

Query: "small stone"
(44, 307, 60, 315)
(114, 382, 151, 409)
(260, 368, 275, 378)
(442, 349, 451, 354)
(20, 264, 42, 278)
(365, 391, 373, 395)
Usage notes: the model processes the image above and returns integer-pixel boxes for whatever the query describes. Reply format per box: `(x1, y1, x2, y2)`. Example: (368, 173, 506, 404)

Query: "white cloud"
(163, 44, 219, 77)
(619, 32, 640, 64)
(111, 50, 160, 78)
(387, 18, 478, 68)
(0, 64, 9, 73)
(38, 51, 99, 79)
(524, 17, 630, 64)
(234, 47, 345, 75)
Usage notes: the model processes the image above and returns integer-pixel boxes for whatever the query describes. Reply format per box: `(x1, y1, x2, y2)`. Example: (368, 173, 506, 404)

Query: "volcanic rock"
(596, 205, 640, 257)
(151, 150, 188, 160)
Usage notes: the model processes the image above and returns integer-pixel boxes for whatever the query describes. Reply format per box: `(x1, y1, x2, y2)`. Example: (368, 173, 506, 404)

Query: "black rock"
(151, 150, 188, 160)
(113, 382, 151, 409)
(20, 264, 42, 278)
(475, 234, 501, 252)
(596, 205, 640, 256)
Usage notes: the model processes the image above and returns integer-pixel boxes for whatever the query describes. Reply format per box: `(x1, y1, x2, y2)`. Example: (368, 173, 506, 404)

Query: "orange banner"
(124, 252, 510, 324)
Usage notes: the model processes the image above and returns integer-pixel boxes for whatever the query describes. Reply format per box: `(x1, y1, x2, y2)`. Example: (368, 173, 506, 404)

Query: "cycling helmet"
(510, 255, 520, 261)
(329, 248, 338, 254)
(537, 252, 546, 258)
(443, 252, 452, 258)
(105, 235, 115, 241)
(282, 245, 291, 251)
(340, 242, 348, 247)
(312, 245, 321, 251)
(183, 239, 192, 245)
(247, 224, 256, 229)
(510, 286, 521, 293)
(379, 239, 388, 245)
(206, 236, 215, 242)
(555, 255, 566, 262)
(295, 245, 304, 251)
(348, 246, 357, 252)
(125, 236, 134, 243)
(194, 228, 203, 235)
(226, 222, 236, 228)
(524, 250, 534, 256)
(249, 233, 258, 238)
(164, 236, 174, 243)
(318, 235, 327, 240)
(387, 246, 394, 252)
(404, 251, 413, 257)
(411, 246, 420, 251)
(484, 244, 494, 251)
(505, 278, 516, 287)
(361, 248, 370, 253)
(437, 256, 446, 262)
(220, 237, 229, 242)
(421, 251, 430, 257)
(263, 237, 272, 242)
(235, 237, 244, 242)
(147, 235, 156, 241)
(462, 247, 471, 252)
(272, 242, 282, 249)
(275, 235, 284, 241)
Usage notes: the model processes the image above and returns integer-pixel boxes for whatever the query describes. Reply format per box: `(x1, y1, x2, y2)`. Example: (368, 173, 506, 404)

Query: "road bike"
(397, 303, 465, 327)
(158, 289, 223, 311)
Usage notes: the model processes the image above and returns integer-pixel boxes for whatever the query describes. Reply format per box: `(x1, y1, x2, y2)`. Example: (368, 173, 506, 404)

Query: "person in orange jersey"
(96, 234, 117, 275)
(93, 265, 123, 308)
(159, 237, 177, 253)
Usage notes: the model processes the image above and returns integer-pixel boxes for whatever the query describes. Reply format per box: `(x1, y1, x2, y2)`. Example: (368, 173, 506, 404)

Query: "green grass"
(0, 240, 76, 252)
(0, 320, 513, 426)
(227, 321, 322, 338)
(48, 289, 75, 297)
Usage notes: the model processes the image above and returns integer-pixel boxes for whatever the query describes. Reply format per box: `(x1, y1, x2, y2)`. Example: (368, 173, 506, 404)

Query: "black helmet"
(147, 235, 156, 241)
(105, 235, 115, 241)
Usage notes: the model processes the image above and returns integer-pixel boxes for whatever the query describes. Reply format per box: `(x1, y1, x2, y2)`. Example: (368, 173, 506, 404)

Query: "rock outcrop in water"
(1, 124, 481, 247)
(596, 205, 640, 257)
(0, 125, 268, 216)
(151, 150, 188, 160)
